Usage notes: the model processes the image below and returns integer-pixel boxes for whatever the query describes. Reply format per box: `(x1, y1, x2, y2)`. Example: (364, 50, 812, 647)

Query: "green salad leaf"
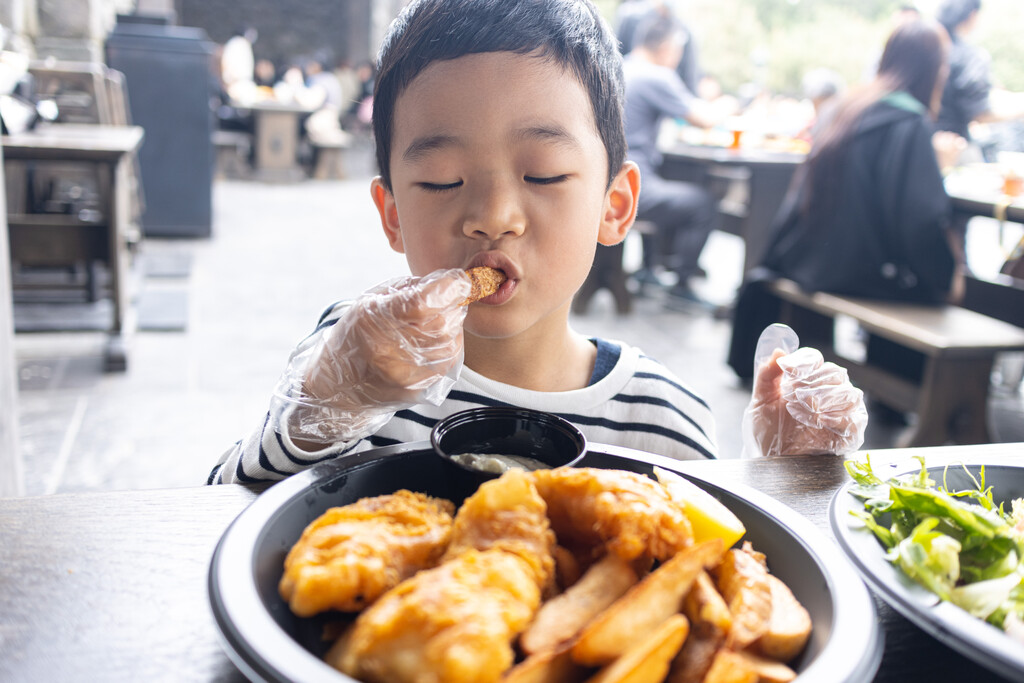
(845, 456, 1024, 637)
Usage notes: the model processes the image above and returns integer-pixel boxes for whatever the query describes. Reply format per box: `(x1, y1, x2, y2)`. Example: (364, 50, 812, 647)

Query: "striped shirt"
(208, 334, 717, 485)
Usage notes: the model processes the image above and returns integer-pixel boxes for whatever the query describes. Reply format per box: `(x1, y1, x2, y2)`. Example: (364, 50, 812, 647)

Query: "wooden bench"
(212, 130, 251, 180)
(573, 221, 657, 315)
(311, 138, 350, 180)
(766, 278, 1024, 447)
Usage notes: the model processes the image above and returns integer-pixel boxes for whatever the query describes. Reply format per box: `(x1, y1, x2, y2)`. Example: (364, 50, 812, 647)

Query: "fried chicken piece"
(336, 548, 543, 683)
(334, 470, 556, 683)
(279, 490, 455, 617)
(461, 266, 507, 305)
(531, 467, 694, 563)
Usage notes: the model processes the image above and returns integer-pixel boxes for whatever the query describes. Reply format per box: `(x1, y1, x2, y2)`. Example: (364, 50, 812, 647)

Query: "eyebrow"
(402, 134, 460, 162)
(511, 124, 582, 150)
(401, 124, 583, 163)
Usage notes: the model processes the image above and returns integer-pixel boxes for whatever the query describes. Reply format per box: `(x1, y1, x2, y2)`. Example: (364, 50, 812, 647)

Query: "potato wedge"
(752, 575, 811, 663)
(572, 539, 724, 666)
(584, 614, 690, 683)
(521, 554, 639, 655)
(703, 649, 797, 683)
(503, 643, 589, 683)
(553, 544, 584, 593)
(715, 544, 771, 651)
(665, 621, 725, 683)
(683, 571, 732, 635)
(701, 649, 759, 683)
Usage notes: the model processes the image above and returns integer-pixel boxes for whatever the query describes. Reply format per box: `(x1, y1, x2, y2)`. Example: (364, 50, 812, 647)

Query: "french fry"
(752, 575, 812, 663)
(572, 539, 724, 666)
(715, 544, 772, 651)
(503, 643, 589, 683)
(521, 554, 640, 655)
(584, 614, 690, 683)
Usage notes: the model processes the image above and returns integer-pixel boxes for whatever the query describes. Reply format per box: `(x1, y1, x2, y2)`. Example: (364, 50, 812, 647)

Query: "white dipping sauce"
(450, 452, 550, 474)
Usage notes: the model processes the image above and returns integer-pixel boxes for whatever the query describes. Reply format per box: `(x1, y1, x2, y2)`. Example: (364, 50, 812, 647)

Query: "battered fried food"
(335, 470, 556, 683)
(279, 490, 455, 616)
(444, 468, 557, 588)
(531, 467, 694, 563)
(337, 548, 544, 683)
(461, 266, 507, 305)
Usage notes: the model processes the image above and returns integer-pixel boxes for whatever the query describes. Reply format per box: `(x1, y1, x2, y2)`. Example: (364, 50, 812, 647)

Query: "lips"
(464, 251, 518, 304)
(465, 251, 519, 282)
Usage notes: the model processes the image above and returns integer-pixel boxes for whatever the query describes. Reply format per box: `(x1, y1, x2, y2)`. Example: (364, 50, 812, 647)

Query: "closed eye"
(525, 175, 569, 185)
(419, 181, 463, 193)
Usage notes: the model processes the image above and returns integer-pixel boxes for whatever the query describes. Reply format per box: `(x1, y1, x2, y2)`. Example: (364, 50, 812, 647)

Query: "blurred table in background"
(944, 163, 1024, 329)
(234, 100, 316, 183)
(659, 141, 805, 275)
(2, 123, 144, 370)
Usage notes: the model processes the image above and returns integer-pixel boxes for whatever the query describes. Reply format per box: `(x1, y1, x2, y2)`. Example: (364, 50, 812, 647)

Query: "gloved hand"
(271, 268, 472, 445)
(741, 324, 868, 458)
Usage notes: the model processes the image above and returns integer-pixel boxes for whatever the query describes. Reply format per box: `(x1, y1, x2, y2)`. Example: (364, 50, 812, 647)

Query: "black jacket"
(727, 94, 954, 378)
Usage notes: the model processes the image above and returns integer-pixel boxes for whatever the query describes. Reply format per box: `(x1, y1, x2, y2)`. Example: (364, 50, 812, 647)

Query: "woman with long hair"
(728, 18, 966, 380)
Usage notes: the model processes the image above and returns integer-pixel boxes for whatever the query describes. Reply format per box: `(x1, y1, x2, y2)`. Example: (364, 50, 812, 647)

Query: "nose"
(462, 177, 526, 241)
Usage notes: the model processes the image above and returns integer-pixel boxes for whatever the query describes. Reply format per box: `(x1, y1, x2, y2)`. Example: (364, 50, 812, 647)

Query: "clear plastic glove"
(270, 268, 472, 445)
(741, 324, 868, 458)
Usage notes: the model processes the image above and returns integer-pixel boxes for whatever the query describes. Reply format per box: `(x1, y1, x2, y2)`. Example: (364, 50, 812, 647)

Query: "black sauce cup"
(430, 407, 587, 486)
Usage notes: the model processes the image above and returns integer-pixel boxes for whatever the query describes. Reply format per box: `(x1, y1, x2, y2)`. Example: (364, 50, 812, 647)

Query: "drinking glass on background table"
(998, 151, 1024, 198)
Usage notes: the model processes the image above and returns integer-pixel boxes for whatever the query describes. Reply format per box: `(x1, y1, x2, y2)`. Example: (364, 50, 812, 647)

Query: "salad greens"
(845, 456, 1024, 639)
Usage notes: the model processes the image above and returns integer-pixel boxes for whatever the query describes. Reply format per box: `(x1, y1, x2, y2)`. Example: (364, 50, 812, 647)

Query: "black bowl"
(431, 406, 587, 480)
(209, 442, 883, 683)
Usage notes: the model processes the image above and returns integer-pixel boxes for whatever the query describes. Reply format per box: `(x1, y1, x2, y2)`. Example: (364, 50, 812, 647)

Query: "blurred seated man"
(623, 15, 723, 308)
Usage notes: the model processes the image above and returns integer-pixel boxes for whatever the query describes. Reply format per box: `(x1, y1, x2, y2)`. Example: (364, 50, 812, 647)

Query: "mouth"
(465, 252, 518, 304)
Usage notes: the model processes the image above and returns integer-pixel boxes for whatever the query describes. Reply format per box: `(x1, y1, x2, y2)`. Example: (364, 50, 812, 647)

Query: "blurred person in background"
(623, 13, 725, 309)
(221, 26, 258, 103)
(798, 68, 845, 142)
(615, 0, 701, 94)
(935, 0, 1024, 153)
(728, 19, 966, 385)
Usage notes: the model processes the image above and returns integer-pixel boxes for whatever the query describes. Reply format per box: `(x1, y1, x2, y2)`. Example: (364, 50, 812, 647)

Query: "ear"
(597, 161, 640, 246)
(371, 177, 406, 254)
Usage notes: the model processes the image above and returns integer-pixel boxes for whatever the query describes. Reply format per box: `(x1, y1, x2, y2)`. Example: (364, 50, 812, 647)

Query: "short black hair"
(372, 0, 626, 191)
(936, 0, 981, 34)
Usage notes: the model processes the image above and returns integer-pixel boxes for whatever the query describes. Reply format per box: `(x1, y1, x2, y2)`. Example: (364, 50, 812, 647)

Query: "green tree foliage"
(600, 0, 1024, 96)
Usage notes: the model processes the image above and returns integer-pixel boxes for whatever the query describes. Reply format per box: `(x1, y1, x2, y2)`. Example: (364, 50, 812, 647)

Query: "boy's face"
(372, 51, 638, 342)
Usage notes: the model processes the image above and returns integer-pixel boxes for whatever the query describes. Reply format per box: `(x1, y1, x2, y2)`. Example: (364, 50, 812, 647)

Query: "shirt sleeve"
(951, 46, 993, 122)
(647, 70, 697, 121)
(207, 301, 370, 485)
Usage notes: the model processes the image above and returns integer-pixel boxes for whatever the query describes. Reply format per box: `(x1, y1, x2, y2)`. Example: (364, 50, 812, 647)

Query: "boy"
(209, 0, 862, 485)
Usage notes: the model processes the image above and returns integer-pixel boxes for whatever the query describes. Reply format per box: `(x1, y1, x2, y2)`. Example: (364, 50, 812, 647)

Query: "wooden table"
(1, 443, 1021, 681)
(659, 143, 805, 275)
(236, 101, 316, 183)
(944, 165, 1024, 225)
(2, 124, 144, 371)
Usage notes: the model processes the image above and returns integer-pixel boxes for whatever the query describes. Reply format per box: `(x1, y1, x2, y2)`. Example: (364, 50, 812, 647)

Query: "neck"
(464, 325, 597, 392)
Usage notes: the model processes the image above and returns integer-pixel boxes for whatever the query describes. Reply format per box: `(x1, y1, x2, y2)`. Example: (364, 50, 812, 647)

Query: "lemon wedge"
(654, 466, 746, 548)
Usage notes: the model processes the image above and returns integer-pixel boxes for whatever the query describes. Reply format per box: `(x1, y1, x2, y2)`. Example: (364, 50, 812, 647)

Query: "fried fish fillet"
(461, 266, 507, 305)
(279, 490, 455, 616)
(334, 470, 555, 683)
(531, 467, 694, 563)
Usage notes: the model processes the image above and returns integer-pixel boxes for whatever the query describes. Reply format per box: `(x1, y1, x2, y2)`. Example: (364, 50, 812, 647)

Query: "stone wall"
(177, 0, 378, 71)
